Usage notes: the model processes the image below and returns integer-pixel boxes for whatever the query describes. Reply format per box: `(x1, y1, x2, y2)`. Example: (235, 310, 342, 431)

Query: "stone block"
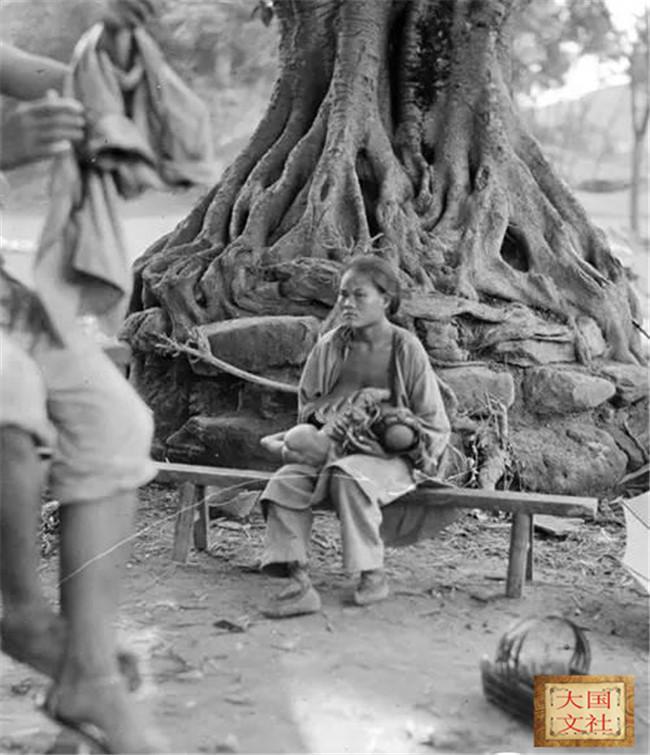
(437, 366, 515, 416)
(524, 367, 616, 415)
(131, 353, 191, 442)
(490, 339, 576, 366)
(191, 315, 320, 375)
(165, 413, 292, 469)
(597, 398, 649, 471)
(188, 377, 239, 417)
(420, 320, 468, 362)
(576, 316, 606, 359)
(510, 420, 626, 497)
(597, 362, 649, 404)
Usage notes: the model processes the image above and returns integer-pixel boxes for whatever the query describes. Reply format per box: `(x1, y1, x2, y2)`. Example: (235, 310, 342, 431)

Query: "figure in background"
(0, 1, 168, 751)
(259, 255, 451, 618)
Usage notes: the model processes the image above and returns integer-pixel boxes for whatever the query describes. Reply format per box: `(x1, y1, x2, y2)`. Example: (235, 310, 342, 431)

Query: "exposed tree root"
(128, 0, 641, 364)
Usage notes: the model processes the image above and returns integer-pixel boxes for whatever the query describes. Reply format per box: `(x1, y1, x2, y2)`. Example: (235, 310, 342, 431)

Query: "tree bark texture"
(129, 0, 642, 364)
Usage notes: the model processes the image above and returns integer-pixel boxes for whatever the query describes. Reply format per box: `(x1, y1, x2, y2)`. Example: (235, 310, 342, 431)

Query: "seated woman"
(259, 255, 451, 618)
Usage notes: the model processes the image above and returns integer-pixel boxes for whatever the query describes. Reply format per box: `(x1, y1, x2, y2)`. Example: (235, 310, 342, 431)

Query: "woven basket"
(480, 615, 591, 723)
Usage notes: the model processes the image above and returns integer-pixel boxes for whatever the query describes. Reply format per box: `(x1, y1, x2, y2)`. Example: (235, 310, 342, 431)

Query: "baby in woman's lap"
(260, 387, 418, 468)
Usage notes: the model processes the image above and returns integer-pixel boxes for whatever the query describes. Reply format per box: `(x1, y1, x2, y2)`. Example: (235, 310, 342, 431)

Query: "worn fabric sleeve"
(401, 335, 451, 474)
(297, 339, 327, 424)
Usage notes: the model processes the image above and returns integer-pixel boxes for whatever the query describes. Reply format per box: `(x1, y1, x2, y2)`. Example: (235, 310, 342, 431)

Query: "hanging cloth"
(34, 23, 216, 343)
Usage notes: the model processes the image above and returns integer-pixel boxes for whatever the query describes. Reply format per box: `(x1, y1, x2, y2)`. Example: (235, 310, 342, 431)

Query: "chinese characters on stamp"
(534, 675, 635, 747)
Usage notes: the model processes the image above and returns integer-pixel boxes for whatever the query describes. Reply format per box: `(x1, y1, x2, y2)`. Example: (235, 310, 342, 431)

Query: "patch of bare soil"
(1, 484, 648, 754)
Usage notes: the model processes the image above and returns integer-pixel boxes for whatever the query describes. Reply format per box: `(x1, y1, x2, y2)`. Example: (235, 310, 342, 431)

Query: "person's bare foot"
(44, 675, 163, 754)
(1, 606, 141, 690)
(352, 569, 390, 606)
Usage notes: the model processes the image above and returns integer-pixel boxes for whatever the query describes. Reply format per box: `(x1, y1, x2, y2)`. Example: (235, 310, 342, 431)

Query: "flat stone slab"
(524, 366, 615, 415)
(490, 338, 576, 366)
(192, 315, 320, 375)
(596, 362, 649, 404)
(437, 365, 515, 415)
(576, 316, 606, 359)
(402, 293, 507, 322)
(166, 413, 287, 470)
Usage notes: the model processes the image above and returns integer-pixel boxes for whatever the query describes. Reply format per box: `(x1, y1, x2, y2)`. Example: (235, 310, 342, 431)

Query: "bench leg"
(172, 482, 197, 563)
(506, 512, 531, 598)
(193, 484, 209, 552)
(525, 514, 534, 583)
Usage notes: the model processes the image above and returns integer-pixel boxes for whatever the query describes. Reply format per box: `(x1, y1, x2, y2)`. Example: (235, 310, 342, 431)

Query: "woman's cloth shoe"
(353, 570, 389, 606)
(261, 582, 322, 618)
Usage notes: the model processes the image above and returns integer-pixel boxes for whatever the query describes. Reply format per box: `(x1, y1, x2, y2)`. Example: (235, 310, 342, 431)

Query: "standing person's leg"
(260, 463, 322, 617)
(0, 427, 63, 671)
(38, 337, 159, 748)
(0, 335, 67, 672)
(329, 469, 389, 605)
(45, 492, 158, 752)
(0, 335, 141, 687)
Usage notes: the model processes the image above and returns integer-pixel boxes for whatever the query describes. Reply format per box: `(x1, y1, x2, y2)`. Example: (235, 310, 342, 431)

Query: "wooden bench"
(154, 461, 597, 598)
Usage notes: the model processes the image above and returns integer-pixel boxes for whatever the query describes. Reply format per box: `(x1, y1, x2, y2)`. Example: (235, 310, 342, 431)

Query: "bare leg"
(0, 427, 64, 672)
(0, 428, 141, 690)
(44, 492, 159, 753)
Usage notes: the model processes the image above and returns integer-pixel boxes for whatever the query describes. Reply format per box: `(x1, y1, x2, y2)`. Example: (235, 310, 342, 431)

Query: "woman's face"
(338, 271, 389, 328)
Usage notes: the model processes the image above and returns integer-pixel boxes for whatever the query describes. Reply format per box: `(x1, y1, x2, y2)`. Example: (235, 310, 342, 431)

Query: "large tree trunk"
(130, 0, 642, 364)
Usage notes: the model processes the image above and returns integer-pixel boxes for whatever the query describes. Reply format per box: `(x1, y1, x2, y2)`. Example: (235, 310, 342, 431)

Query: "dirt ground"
(0, 485, 648, 755)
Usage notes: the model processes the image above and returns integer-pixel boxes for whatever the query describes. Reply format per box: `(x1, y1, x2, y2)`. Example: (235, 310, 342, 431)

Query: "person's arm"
(0, 44, 69, 100)
(0, 1, 155, 100)
(0, 0, 157, 170)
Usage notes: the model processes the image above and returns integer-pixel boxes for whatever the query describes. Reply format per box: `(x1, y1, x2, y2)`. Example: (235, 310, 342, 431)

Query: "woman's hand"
(0, 94, 85, 170)
(326, 414, 349, 443)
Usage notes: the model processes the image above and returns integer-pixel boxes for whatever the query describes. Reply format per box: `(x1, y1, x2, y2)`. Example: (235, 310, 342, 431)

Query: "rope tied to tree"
(155, 334, 299, 394)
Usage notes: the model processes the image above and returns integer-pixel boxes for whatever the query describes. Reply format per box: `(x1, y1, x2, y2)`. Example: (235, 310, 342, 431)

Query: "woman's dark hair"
(341, 255, 401, 317)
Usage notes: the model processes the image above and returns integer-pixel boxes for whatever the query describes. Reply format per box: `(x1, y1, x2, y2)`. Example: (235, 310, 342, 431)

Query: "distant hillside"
(531, 84, 632, 153)
(521, 84, 648, 188)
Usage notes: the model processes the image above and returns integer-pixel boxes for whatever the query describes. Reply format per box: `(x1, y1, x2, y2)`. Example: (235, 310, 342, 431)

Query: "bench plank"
(155, 462, 271, 489)
(154, 462, 597, 517)
(404, 485, 597, 518)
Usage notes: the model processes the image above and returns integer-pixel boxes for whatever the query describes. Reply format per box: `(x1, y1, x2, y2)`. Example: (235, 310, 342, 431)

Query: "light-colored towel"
(34, 23, 216, 342)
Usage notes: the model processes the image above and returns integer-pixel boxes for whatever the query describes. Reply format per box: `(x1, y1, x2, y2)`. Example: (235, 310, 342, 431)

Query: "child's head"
(338, 255, 401, 327)
(380, 422, 416, 453)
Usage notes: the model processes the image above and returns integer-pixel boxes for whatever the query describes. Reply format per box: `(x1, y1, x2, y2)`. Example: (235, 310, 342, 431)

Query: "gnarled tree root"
(128, 0, 641, 365)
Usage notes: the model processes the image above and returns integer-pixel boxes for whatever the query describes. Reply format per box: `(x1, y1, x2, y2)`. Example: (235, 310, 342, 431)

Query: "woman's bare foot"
(44, 675, 163, 754)
(1, 606, 141, 690)
(352, 569, 390, 606)
(261, 563, 322, 618)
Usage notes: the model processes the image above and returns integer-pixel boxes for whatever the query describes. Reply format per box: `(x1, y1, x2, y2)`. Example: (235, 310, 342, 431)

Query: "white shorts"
(0, 327, 156, 503)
